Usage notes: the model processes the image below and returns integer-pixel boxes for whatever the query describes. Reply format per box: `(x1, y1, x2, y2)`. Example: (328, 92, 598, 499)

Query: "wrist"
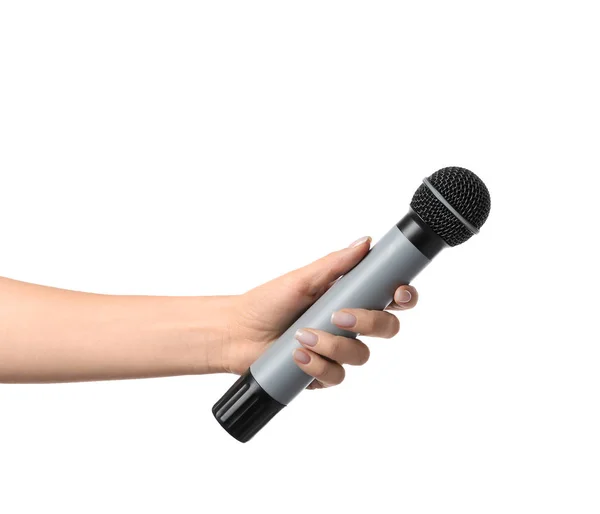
(152, 295, 237, 376)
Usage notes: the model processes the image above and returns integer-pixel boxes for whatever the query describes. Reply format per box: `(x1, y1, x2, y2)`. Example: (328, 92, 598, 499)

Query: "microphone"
(212, 166, 491, 442)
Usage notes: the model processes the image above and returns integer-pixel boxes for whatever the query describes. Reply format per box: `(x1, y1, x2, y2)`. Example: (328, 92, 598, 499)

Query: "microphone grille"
(410, 167, 491, 246)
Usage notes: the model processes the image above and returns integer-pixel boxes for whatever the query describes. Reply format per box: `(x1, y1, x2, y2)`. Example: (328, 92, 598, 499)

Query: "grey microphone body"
(213, 167, 491, 443)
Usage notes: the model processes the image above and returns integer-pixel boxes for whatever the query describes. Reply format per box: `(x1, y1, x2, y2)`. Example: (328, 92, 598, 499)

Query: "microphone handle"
(213, 221, 436, 442)
(251, 224, 432, 402)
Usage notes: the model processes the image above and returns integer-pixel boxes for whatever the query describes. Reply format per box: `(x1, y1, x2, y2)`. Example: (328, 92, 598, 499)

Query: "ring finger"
(295, 328, 370, 366)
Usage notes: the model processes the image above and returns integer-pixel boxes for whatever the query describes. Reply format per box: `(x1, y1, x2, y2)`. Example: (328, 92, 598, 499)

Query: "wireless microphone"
(213, 166, 491, 442)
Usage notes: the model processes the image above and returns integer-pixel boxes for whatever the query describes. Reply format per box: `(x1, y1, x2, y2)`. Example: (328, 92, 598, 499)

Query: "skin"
(0, 237, 418, 387)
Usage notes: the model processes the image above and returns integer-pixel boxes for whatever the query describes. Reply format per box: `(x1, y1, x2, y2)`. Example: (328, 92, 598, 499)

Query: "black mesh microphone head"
(410, 167, 491, 246)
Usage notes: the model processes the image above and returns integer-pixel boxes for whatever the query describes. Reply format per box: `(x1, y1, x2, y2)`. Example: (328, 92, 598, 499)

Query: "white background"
(1, 1, 599, 513)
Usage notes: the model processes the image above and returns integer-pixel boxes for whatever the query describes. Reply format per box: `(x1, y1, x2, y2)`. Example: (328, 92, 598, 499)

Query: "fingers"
(289, 236, 371, 296)
(387, 285, 419, 311)
(330, 309, 400, 338)
(291, 288, 420, 388)
(291, 285, 420, 389)
(293, 347, 346, 387)
(295, 329, 370, 366)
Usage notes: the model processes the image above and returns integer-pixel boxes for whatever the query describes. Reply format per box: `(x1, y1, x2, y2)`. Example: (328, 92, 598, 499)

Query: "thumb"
(290, 236, 372, 296)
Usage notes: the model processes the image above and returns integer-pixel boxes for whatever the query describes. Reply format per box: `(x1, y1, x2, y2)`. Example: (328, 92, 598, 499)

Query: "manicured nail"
(331, 311, 357, 328)
(349, 236, 371, 248)
(395, 289, 412, 304)
(295, 329, 318, 347)
(293, 348, 311, 364)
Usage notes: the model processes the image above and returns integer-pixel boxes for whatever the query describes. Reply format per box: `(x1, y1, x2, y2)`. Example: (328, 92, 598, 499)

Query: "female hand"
(224, 236, 419, 390)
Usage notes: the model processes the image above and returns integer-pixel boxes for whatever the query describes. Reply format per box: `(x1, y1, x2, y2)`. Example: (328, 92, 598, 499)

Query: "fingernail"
(293, 348, 311, 364)
(395, 289, 412, 304)
(331, 311, 357, 328)
(295, 329, 318, 347)
(349, 236, 370, 248)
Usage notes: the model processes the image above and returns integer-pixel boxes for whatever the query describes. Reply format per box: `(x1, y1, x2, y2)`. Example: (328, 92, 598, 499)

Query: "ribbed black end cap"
(212, 370, 285, 443)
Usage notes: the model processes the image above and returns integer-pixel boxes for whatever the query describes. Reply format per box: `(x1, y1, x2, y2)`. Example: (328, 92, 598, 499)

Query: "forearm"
(0, 277, 232, 383)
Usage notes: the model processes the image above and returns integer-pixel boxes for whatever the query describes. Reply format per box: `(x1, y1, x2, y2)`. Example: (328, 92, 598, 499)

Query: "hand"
(223, 236, 419, 390)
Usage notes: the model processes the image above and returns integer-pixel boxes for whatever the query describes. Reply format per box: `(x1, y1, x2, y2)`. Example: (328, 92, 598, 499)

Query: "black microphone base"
(212, 369, 285, 443)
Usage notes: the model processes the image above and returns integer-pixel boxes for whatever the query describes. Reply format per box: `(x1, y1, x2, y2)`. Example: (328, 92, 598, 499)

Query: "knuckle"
(312, 359, 330, 380)
(357, 342, 370, 365)
(316, 359, 345, 385)
(367, 318, 379, 334)
(385, 315, 400, 338)
(283, 272, 309, 295)
(359, 312, 377, 334)
(329, 336, 344, 359)
(332, 365, 346, 385)
(323, 251, 345, 274)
